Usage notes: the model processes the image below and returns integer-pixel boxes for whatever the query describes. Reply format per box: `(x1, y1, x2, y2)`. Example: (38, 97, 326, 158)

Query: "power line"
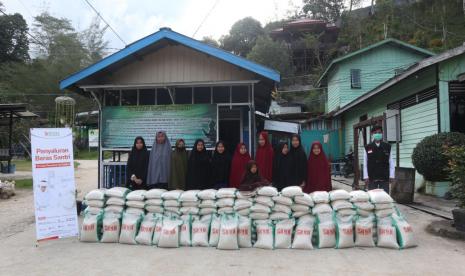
(193, 0, 220, 38)
(83, 0, 126, 46)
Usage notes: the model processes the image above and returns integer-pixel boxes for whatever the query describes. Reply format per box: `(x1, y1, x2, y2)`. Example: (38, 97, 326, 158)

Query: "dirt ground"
(0, 160, 464, 276)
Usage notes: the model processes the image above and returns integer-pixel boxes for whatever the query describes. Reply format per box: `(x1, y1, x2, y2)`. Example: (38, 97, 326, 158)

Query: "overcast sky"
(2, 0, 370, 54)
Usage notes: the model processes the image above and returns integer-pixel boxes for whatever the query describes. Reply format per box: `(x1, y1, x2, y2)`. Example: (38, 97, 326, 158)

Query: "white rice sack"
(199, 208, 216, 215)
(257, 186, 278, 197)
(158, 218, 183, 248)
(182, 202, 199, 208)
(180, 206, 199, 215)
(216, 188, 237, 198)
(329, 189, 351, 201)
(85, 200, 105, 208)
(270, 212, 291, 220)
(272, 195, 293, 206)
(281, 186, 303, 197)
(335, 215, 355, 249)
(197, 189, 217, 200)
(368, 189, 393, 204)
(85, 189, 106, 201)
(355, 215, 375, 247)
(164, 211, 180, 218)
(191, 216, 210, 247)
(161, 190, 183, 200)
(294, 194, 314, 207)
(237, 208, 250, 216)
(293, 211, 311, 218)
(292, 217, 315, 250)
(337, 209, 357, 216)
(249, 212, 269, 220)
(331, 200, 354, 211)
(375, 203, 395, 210)
(126, 200, 145, 209)
(316, 213, 336, 248)
(375, 208, 395, 218)
(349, 190, 369, 202)
(145, 205, 164, 213)
(145, 189, 167, 199)
(357, 209, 374, 217)
(199, 199, 216, 208)
(250, 203, 271, 213)
(234, 199, 253, 210)
(80, 212, 103, 242)
(180, 190, 200, 202)
(126, 190, 146, 201)
(353, 201, 374, 211)
(125, 207, 145, 216)
(85, 206, 103, 215)
(208, 215, 221, 247)
(255, 196, 275, 207)
(253, 220, 274, 249)
(101, 212, 121, 243)
(135, 216, 156, 245)
(273, 204, 292, 214)
(152, 218, 163, 246)
(179, 215, 192, 247)
(145, 198, 164, 206)
(291, 204, 310, 212)
(164, 200, 181, 207)
(274, 219, 295, 249)
(105, 205, 124, 214)
(105, 187, 130, 198)
(218, 207, 234, 214)
(119, 213, 142, 244)
(312, 203, 333, 214)
(106, 197, 126, 206)
(376, 216, 399, 249)
(298, 214, 316, 223)
(217, 198, 235, 208)
(311, 191, 330, 204)
(236, 190, 255, 200)
(217, 215, 239, 250)
(392, 214, 417, 249)
(238, 216, 252, 248)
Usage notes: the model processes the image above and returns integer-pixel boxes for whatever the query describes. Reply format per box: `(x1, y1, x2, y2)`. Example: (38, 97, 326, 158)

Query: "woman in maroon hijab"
(255, 131, 274, 182)
(229, 143, 251, 188)
(304, 141, 332, 193)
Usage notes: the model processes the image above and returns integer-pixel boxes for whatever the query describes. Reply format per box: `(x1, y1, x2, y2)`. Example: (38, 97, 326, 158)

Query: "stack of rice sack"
(350, 190, 374, 217)
(162, 190, 183, 217)
(124, 190, 146, 216)
(285, 186, 313, 219)
(144, 189, 166, 215)
(310, 191, 332, 215)
(216, 188, 237, 215)
(368, 189, 395, 218)
(105, 187, 130, 214)
(329, 189, 355, 217)
(198, 189, 217, 216)
(249, 186, 277, 220)
(83, 189, 106, 215)
(234, 191, 254, 217)
(309, 191, 334, 249)
(180, 190, 200, 216)
(271, 192, 293, 220)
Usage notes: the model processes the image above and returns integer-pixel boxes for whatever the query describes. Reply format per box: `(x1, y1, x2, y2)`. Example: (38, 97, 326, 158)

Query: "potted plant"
(412, 132, 465, 197)
(444, 145, 465, 231)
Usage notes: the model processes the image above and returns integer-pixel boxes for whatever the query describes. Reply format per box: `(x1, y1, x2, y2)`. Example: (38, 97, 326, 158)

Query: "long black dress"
(126, 136, 150, 190)
(186, 139, 211, 190)
(210, 141, 231, 189)
(273, 143, 292, 191)
(288, 134, 308, 186)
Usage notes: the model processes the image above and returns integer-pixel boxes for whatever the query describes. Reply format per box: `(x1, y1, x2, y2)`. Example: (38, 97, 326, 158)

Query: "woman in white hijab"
(146, 131, 171, 189)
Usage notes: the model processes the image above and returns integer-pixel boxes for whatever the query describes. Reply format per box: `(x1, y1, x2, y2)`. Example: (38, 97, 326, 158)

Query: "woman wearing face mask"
(126, 136, 149, 190)
(229, 143, 251, 189)
(255, 131, 274, 182)
(239, 160, 270, 191)
(169, 139, 188, 190)
(289, 134, 308, 187)
(273, 143, 292, 191)
(186, 139, 211, 190)
(305, 141, 331, 193)
(147, 131, 172, 190)
(210, 141, 232, 189)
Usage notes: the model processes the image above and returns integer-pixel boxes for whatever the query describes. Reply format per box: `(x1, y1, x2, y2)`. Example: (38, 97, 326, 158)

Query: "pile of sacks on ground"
(81, 186, 416, 250)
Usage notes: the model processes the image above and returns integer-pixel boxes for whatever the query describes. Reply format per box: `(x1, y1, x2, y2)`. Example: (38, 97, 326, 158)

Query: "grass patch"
(15, 178, 32, 189)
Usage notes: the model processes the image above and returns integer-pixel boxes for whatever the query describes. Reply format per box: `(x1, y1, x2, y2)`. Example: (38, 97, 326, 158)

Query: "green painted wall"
(326, 44, 429, 112)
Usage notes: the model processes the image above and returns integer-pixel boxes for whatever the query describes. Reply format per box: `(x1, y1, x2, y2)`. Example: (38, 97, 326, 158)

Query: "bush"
(444, 146, 465, 208)
(412, 132, 465, 181)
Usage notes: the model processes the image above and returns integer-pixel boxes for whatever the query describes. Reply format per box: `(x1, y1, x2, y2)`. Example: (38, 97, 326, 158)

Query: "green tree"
(0, 9, 29, 63)
(201, 36, 219, 47)
(220, 17, 264, 57)
(81, 17, 108, 65)
(302, 0, 345, 23)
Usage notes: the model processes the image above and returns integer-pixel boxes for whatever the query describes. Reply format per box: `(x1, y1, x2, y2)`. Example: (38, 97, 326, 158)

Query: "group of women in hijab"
(126, 131, 331, 193)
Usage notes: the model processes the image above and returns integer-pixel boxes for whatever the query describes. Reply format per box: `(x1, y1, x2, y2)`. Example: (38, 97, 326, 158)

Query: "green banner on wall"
(102, 104, 217, 148)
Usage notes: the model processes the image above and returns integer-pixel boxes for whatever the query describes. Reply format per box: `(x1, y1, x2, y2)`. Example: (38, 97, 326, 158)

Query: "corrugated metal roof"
(60, 28, 280, 90)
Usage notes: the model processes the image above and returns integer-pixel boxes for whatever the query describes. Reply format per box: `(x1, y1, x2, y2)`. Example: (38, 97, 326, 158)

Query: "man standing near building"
(363, 125, 395, 193)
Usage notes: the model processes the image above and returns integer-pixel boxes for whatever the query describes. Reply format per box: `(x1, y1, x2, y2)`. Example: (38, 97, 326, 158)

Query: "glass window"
(350, 69, 361, 89)
(157, 88, 172, 105)
(105, 90, 120, 106)
(139, 89, 155, 105)
(213, 86, 230, 103)
(121, 90, 137, 106)
(232, 86, 249, 103)
(194, 87, 211, 104)
(175, 87, 192, 104)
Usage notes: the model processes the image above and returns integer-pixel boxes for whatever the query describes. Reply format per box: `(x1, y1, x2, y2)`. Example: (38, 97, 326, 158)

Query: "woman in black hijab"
(273, 142, 292, 191)
(288, 134, 308, 187)
(210, 141, 231, 189)
(186, 139, 211, 190)
(126, 136, 150, 190)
